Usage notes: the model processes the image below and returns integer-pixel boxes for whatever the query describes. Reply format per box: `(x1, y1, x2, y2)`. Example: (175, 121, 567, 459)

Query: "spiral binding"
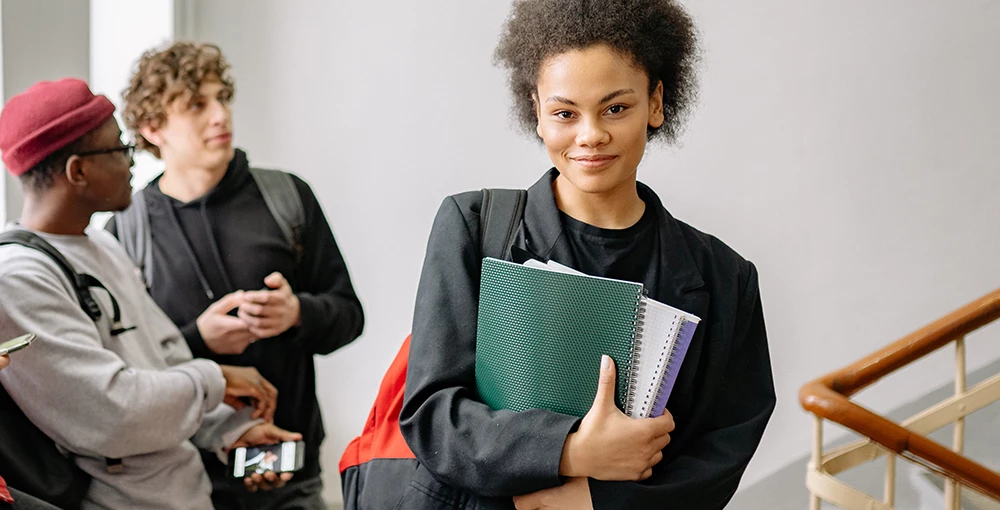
(662, 320, 691, 376)
(648, 318, 692, 416)
(623, 295, 648, 417)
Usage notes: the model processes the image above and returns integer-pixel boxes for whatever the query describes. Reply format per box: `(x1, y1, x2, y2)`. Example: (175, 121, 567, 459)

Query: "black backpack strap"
(0, 229, 131, 493)
(0, 230, 133, 336)
(113, 189, 153, 289)
(250, 168, 305, 265)
(480, 188, 527, 261)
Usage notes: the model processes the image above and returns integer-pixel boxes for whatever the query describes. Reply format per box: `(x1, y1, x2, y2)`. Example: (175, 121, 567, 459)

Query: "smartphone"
(229, 441, 305, 478)
(0, 334, 35, 356)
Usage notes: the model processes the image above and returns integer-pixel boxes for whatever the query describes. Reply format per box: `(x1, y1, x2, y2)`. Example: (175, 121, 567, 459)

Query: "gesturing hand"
(238, 272, 301, 339)
(198, 291, 258, 355)
(559, 355, 674, 481)
(220, 365, 278, 422)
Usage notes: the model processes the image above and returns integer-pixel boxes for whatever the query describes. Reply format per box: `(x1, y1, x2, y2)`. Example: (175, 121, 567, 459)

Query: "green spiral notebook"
(475, 257, 644, 417)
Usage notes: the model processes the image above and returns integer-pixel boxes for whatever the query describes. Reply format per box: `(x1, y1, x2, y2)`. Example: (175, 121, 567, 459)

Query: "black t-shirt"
(559, 190, 659, 284)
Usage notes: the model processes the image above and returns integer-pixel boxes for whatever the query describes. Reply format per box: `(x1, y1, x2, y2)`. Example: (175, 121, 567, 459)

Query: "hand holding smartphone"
(229, 440, 305, 478)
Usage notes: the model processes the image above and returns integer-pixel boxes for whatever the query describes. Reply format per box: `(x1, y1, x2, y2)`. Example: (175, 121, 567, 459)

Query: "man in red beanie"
(0, 78, 300, 510)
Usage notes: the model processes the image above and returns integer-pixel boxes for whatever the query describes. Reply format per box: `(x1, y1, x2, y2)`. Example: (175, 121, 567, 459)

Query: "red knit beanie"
(0, 78, 115, 176)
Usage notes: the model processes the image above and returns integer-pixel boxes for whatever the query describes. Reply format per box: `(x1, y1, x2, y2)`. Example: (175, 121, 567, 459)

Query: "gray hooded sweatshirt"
(0, 227, 258, 509)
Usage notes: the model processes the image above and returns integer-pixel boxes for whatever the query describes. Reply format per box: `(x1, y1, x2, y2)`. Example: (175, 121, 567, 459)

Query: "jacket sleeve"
(589, 261, 776, 509)
(288, 178, 365, 355)
(399, 196, 580, 498)
(191, 405, 261, 460)
(0, 262, 228, 460)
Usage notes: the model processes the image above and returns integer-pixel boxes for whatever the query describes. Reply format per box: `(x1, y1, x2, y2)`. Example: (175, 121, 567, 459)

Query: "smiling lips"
(210, 133, 232, 144)
(570, 154, 618, 169)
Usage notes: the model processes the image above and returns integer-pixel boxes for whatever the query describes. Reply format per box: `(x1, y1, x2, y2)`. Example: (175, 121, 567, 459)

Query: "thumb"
(207, 291, 245, 315)
(590, 355, 617, 411)
(269, 425, 302, 443)
(264, 272, 286, 290)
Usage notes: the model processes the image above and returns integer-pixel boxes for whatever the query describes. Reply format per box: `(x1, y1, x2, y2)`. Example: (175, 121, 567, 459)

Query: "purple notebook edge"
(649, 320, 698, 417)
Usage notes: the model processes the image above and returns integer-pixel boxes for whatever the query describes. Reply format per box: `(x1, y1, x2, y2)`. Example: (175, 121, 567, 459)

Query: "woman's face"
(534, 44, 664, 197)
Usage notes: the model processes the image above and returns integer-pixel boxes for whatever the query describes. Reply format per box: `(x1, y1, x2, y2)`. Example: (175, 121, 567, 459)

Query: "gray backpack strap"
(249, 167, 305, 264)
(113, 190, 154, 289)
(480, 188, 527, 261)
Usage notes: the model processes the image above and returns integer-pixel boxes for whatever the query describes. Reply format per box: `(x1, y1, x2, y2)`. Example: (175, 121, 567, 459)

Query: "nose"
(575, 115, 610, 148)
(208, 98, 231, 126)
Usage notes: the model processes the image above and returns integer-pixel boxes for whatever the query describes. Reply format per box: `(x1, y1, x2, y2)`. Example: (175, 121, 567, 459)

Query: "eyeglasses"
(75, 144, 135, 161)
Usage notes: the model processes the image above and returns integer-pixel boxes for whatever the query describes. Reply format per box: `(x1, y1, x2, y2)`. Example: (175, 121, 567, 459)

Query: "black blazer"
(398, 169, 776, 510)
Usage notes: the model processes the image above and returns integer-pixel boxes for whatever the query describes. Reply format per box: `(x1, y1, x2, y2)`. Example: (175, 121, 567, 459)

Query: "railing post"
(885, 451, 896, 507)
(945, 336, 967, 510)
(811, 415, 823, 510)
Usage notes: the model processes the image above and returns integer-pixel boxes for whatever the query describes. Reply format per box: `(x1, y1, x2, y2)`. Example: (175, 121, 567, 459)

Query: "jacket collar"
(516, 168, 705, 297)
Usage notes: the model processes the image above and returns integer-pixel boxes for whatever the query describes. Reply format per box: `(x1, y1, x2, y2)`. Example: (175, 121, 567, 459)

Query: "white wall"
(88, 0, 176, 229)
(0, 0, 90, 223)
(192, 0, 1000, 504)
(0, 0, 175, 226)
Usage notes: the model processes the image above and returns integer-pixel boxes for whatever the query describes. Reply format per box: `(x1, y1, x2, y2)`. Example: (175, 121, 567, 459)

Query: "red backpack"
(339, 189, 525, 509)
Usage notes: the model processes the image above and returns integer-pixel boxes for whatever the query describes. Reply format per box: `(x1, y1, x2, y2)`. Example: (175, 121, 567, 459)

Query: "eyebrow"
(545, 88, 637, 106)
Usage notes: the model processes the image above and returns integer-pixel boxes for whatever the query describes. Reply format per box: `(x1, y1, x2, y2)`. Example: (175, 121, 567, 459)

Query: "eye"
(606, 104, 628, 115)
(554, 110, 575, 120)
(190, 101, 205, 111)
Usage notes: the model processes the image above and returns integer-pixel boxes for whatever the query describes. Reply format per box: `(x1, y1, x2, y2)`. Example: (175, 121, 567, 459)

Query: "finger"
(647, 413, 675, 436)
(217, 315, 253, 333)
(649, 431, 672, 452)
(0, 355, 9, 371)
(258, 395, 277, 423)
(263, 378, 278, 399)
(590, 354, 617, 411)
(250, 405, 264, 420)
(207, 291, 245, 315)
(238, 302, 266, 317)
(244, 476, 257, 493)
(239, 313, 282, 330)
(264, 471, 279, 484)
(659, 409, 676, 432)
(264, 272, 288, 291)
(639, 467, 653, 480)
(242, 290, 276, 305)
(261, 382, 278, 422)
(249, 326, 287, 340)
(267, 426, 302, 443)
(224, 395, 249, 411)
(280, 473, 293, 483)
(649, 450, 664, 467)
(512, 493, 541, 510)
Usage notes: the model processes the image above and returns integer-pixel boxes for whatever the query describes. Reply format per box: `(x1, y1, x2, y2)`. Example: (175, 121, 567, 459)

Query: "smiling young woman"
(356, 1, 776, 509)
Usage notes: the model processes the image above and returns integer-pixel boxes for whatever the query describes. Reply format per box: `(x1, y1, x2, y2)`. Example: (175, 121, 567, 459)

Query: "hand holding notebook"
(558, 354, 676, 482)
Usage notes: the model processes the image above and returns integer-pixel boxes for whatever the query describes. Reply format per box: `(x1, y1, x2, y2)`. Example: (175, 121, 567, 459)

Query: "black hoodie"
(107, 149, 365, 483)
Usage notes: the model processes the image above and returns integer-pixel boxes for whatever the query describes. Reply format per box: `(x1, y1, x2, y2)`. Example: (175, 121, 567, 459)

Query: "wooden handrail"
(800, 288, 1000, 500)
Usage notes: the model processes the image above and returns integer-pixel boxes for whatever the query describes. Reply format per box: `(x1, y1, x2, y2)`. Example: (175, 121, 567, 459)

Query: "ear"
(532, 92, 543, 139)
(648, 80, 665, 129)
(63, 155, 88, 188)
(138, 123, 164, 149)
